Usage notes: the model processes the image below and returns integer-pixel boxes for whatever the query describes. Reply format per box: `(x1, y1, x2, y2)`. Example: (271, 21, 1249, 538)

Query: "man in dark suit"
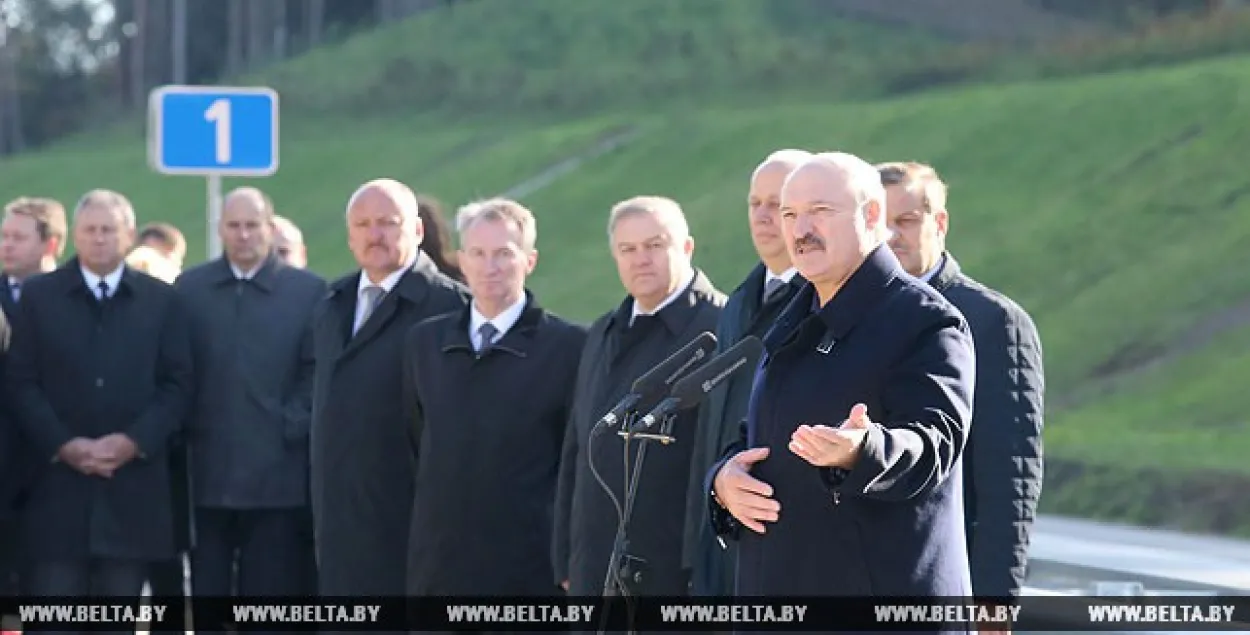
(176, 188, 326, 619)
(0, 196, 64, 601)
(554, 196, 725, 611)
(685, 149, 810, 597)
(6, 189, 193, 631)
(311, 179, 469, 598)
(405, 198, 585, 598)
(881, 162, 1044, 627)
(708, 154, 975, 629)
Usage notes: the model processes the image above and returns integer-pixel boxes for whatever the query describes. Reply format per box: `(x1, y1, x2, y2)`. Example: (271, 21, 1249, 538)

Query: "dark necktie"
(477, 322, 499, 355)
(97, 280, 110, 302)
(10, 280, 19, 303)
(763, 277, 785, 304)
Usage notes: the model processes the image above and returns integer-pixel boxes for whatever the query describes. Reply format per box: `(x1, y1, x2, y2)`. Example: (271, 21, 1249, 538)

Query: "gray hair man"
(685, 149, 813, 598)
(6, 188, 193, 618)
(403, 197, 586, 596)
(173, 186, 328, 621)
(555, 195, 725, 607)
(881, 161, 1043, 633)
(309, 179, 468, 600)
(708, 152, 976, 614)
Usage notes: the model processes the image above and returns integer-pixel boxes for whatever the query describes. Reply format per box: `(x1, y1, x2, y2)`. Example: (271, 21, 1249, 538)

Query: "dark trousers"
(191, 507, 311, 633)
(23, 558, 149, 635)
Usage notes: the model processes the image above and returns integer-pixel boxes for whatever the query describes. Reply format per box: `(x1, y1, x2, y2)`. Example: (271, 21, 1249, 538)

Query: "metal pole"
(172, 0, 188, 84)
(207, 174, 223, 260)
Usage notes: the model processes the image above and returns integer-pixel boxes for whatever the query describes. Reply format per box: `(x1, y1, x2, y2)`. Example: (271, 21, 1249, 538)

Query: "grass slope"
(252, 0, 954, 116)
(4, 3, 1250, 531)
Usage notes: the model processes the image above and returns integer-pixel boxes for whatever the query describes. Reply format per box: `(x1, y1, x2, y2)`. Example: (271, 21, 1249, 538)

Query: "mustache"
(794, 234, 824, 250)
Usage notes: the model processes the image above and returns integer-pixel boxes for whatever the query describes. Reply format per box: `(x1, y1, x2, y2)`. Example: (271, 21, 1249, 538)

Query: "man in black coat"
(554, 196, 725, 609)
(880, 162, 1045, 618)
(176, 188, 326, 613)
(311, 179, 469, 598)
(685, 150, 810, 597)
(708, 154, 975, 631)
(405, 198, 585, 598)
(0, 197, 66, 597)
(6, 190, 193, 623)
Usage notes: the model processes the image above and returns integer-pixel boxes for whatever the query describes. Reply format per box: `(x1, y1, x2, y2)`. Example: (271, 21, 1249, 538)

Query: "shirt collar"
(469, 294, 528, 341)
(765, 266, 799, 285)
(631, 267, 695, 324)
(80, 263, 125, 294)
(357, 250, 418, 296)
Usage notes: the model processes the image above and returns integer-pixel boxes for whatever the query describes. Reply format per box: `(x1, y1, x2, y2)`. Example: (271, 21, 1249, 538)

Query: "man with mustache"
(684, 149, 810, 598)
(310, 179, 468, 605)
(555, 196, 724, 628)
(707, 153, 976, 631)
(880, 161, 1044, 634)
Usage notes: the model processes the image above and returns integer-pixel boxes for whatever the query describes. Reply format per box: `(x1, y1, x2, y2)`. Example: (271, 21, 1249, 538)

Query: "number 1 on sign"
(204, 98, 231, 164)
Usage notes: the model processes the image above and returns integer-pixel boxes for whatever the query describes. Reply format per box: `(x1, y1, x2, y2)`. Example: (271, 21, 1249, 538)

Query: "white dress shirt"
(80, 264, 125, 299)
(230, 261, 261, 280)
(469, 295, 527, 351)
(352, 253, 416, 334)
(630, 268, 695, 325)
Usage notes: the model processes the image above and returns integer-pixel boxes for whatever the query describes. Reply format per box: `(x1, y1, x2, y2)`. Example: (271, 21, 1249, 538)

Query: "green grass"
(250, 0, 955, 117)
(7, 0, 1250, 530)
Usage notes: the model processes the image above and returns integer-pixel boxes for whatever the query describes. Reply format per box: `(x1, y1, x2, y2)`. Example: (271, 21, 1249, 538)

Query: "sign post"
(148, 85, 280, 261)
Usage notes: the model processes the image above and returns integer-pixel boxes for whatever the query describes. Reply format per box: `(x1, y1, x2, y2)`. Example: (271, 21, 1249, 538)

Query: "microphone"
(633, 336, 764, 430)
(595, 331, 718, 428)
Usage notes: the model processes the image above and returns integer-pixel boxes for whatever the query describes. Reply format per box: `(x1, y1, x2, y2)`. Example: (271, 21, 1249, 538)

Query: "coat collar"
(439, 289, 546, 358)
(327, 249, 442, 307)
(764, 243, 902, 352)
(927, 251, 963, 293)
(605, 268, 718, 335)
(56, 257, 140, 299)
(204, 254, 284, 292)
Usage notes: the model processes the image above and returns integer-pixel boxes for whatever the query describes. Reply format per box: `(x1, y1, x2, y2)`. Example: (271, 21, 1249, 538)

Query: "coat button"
(95, 378, 104, 388)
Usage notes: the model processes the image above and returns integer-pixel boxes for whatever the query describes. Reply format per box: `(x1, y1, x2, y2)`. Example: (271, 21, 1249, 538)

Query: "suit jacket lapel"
(340, 284, 399, 361)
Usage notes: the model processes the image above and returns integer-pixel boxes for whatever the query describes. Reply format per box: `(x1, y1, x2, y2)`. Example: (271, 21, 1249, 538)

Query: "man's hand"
(56, 438, 98, 475)
(86, 434, 140, 477)
(712, 448, 779, 534)
(560, 580, 569, 592)
(789, 403, 871, 469)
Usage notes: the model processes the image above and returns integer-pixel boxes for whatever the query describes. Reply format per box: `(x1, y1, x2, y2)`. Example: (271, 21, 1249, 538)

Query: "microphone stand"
(598, 412, 678, 635)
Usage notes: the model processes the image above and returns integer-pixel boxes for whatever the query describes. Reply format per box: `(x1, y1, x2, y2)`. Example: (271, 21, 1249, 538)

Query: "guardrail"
(1020, 516, 1250, 633)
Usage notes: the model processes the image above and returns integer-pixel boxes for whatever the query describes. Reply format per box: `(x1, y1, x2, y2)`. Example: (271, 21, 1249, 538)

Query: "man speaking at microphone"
(707, 153, 976, 622)
(554, 196, 724, 603)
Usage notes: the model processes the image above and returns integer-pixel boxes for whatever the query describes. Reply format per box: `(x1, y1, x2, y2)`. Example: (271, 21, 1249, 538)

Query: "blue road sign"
(148, 85, 279, 176)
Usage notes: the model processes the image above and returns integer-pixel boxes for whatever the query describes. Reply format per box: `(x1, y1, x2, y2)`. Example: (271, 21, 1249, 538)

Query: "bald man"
(174, 187, 327, 623)
(310, 179, 468, 598)
(707, 153, 975, 624)
(684, 150, 811, 597)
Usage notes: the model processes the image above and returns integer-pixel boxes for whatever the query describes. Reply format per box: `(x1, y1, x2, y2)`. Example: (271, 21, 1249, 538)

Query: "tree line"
(0, 0, 450, 157)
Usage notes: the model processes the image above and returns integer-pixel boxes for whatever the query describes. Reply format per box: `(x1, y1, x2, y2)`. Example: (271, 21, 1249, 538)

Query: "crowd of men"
(0, 148, 1044, 635)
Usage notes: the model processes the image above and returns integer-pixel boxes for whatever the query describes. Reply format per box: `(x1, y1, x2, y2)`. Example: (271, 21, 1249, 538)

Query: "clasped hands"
(57, 434, 139, 478)
(712, 403, 873, 534)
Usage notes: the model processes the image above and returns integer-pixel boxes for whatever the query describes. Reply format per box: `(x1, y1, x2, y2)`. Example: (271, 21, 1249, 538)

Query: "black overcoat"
(404, 292, 586, 596)
(310, 252, 468, 595)
(553, 271, 724, 599)
(6, 261, 193, 562)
